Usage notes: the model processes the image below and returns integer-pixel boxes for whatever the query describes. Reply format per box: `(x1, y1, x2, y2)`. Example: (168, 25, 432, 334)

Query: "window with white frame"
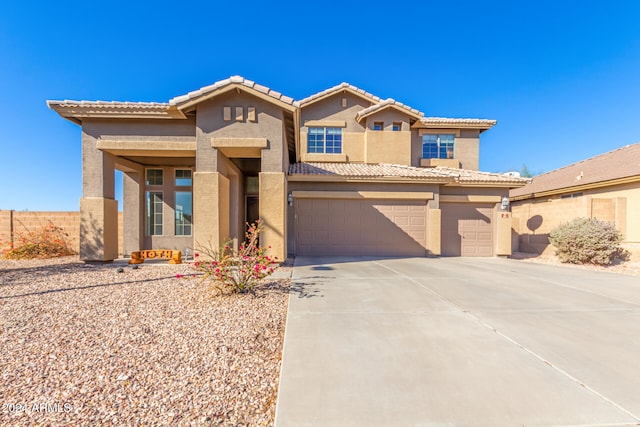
(175, 191, 192, 235)
(146, 191, 163, 235)
(307, 127, 342, 154)
(422, 134, 455, 159)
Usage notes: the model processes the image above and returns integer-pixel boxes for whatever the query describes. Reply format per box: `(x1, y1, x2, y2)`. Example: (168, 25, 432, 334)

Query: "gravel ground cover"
(511, 252, 640, 276)
(0, 256, 290, 426)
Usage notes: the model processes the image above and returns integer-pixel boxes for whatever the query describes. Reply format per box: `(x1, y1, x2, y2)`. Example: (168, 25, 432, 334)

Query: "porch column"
(80, 129, 118, 261)
(259, 172, 286, 261)
(122, 167, 144, 255)
(193, 172, 229, 252)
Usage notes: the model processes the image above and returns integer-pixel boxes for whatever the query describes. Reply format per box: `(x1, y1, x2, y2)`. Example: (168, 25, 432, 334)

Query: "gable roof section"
(355, 98, 424, 122)
(297, 82, 382, 107)
(289, 162, 528, 186)
(510, 143, 640, 199)
(169, 75, 296, 112)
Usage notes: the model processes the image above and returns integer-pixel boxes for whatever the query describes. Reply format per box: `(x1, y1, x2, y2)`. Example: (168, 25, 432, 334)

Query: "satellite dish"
(503, 171, 521, 177)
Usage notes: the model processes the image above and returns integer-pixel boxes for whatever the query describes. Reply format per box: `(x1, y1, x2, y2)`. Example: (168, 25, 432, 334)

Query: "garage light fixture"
(501, 196, 510, 211)
(288, 192, 293, 206)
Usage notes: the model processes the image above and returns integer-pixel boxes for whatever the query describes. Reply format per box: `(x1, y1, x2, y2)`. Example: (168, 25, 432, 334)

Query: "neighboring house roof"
(169, 75, 296, 110)
(297, 82, 382, 107)
(289, 162, 528, 186)
(510, 143, 640, 199)
(355, 98, 424, 122)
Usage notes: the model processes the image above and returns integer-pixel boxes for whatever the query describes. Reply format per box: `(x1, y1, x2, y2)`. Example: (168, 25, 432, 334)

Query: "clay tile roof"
(289, 162, 529, 186)
(297, 82, 382, 106)
(510, 143, 640, 198)
(420, 117, 497, 127)
(356, 98, 424, 121)
(168, 75, 297, 107)
(46, 100, 170, 111)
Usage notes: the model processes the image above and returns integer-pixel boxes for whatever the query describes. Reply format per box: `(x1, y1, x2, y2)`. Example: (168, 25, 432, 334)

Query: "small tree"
(549, 217, 627, 265)
(193, 220, 276, 294)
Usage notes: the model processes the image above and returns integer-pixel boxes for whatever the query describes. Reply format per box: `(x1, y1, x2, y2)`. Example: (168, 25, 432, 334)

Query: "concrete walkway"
(275, 256, 640, 426)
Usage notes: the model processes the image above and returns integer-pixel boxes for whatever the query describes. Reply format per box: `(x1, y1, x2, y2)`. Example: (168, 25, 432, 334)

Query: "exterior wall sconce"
(288, 192, 293, 206)
(501, 196, 510, 211)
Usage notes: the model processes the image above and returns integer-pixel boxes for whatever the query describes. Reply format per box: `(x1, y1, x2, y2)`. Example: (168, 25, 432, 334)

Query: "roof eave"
(287, 174, 452, 184)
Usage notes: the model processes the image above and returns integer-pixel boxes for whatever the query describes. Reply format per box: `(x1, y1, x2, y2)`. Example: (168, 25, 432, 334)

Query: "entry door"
(246, 196, 259, 228)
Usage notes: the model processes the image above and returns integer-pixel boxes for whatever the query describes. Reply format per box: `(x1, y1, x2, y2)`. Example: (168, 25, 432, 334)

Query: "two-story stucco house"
(48, 76, 527, 262)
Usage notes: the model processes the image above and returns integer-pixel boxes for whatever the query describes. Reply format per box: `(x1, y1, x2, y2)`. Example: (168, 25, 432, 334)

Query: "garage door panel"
(442, 203, 494, 257)
(296, 199, 426, 256)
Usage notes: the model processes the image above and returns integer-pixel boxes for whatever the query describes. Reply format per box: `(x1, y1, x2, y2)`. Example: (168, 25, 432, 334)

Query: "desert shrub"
(193, 220, 277, 294)
(549, 217, 627, 265)
(2, 221, 76, 260)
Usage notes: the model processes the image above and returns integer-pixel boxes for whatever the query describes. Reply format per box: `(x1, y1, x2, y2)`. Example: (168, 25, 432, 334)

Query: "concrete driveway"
(275, 256, 640, 426)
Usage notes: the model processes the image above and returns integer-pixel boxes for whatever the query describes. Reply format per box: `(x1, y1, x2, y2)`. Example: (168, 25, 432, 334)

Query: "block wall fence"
(0, 210, 124, 257)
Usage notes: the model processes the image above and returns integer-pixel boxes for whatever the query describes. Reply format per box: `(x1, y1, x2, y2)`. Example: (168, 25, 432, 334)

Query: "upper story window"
(146, 169, 163, 186)
(373, 122, 384, 131)
(308, 127, 342, 154)
(422, 134, 455, 159)
(392, 122, 402, 131)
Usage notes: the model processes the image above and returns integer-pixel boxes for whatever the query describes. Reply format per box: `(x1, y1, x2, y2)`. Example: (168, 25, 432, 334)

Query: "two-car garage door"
(295, 199, 427, 256)
(295, 198, 495, 257)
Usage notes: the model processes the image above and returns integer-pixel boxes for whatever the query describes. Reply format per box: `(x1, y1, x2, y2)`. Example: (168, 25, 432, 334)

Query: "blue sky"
(1, 1, 640, 211)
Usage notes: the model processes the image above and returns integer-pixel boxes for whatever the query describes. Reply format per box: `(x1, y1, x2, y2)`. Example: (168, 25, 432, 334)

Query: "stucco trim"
(288, 175, 451, 184)
(303, 120, 347, 128)
(96, 140, 196, 157)
(439, 195, 502, 203)
(418, 129, 461, 137)
(301, 153, 348, 162)
(292, 191, 434, 200)
(211, 137, 268, 148)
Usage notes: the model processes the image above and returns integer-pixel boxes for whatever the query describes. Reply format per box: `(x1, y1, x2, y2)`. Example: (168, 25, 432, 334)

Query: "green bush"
(549, 217, 627, 265)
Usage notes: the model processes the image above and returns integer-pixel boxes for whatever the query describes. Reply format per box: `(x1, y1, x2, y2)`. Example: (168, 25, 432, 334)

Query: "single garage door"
(296, 199, 427, 256)
(441, 203, 494, 256)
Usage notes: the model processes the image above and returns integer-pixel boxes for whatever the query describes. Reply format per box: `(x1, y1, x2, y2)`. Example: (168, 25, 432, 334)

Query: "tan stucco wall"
(301, 93, 370, 132)
(193, 172, 223, 251)
(196, 91, 287, 173)
(80, 197, 118, 261)
(456, 130, 481, 171)
(364, 129, 411, 165)
(427, 207, 441, 256)
(512, 181, 640, 256)
(259, 172, 286, 261)
(496, 211, 512, 256)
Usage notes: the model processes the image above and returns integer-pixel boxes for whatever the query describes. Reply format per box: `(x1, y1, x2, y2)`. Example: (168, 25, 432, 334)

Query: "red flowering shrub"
(193, 220, 276, 294)
(2, 221, 76, 260)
